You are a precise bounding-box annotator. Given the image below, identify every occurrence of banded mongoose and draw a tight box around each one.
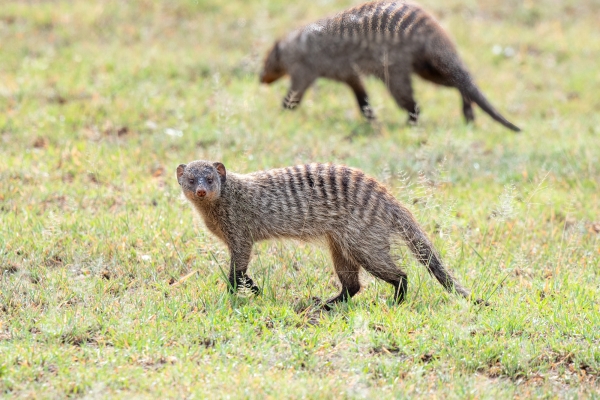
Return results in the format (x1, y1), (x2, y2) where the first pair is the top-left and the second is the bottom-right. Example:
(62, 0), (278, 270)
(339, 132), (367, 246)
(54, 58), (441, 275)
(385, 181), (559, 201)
(177, 160), (474, 308)
(260, 0), (520, 132)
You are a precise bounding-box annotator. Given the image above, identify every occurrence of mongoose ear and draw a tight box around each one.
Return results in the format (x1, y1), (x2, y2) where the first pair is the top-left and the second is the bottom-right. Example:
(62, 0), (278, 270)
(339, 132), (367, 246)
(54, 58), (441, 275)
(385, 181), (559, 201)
(213, 162), (226, 184)
(274, 41), (281, 61)
(176, 164), (186, 182)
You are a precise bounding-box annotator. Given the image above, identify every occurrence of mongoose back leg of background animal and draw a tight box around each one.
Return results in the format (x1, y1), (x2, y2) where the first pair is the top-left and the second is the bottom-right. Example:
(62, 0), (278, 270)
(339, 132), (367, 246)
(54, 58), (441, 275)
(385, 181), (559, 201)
(415, 55), (520, 130)
(413, 61), (476, 123)
(461, 92), (475, 122)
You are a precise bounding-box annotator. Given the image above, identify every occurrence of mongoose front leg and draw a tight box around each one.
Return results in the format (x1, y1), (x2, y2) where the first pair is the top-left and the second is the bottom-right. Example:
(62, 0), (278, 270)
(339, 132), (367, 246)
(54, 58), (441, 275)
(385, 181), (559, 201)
(346, 76), (376, 120)
(227, 242), (260, 295)
(282, 73), (316, 110)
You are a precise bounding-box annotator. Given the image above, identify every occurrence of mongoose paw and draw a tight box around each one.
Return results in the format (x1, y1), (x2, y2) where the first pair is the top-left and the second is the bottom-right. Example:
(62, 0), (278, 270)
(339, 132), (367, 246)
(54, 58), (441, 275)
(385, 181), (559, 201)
(407, 105), (420, 125)
(309, 296), (332, 311)
(283, 91), (300, 110)
(228, 275), (261, 296)
(249, 284), (261, 295)
(407, 115), (419, 126)
(321, 295), (347, 311)
(282, 100), (299, 110)
(361, 105), (376, 121)
(474, 298), (490, 307)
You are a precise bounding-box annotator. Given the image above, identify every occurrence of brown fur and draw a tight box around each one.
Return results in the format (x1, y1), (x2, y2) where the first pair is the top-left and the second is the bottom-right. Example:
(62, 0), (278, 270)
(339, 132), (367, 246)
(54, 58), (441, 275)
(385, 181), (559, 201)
(260, 0), (520, 131)
(177, 160), (474, 308)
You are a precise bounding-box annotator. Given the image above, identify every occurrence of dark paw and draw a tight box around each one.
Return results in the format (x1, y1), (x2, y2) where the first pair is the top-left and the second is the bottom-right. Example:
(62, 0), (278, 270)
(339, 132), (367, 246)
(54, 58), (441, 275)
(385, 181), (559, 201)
(322, 295), (346, 311)
(249, 284), (261, 295)
(407, 104), (420, 125)
(463, 107), (475, 122)
(474, 298), (490, 306)
(228, 275), (261, 295)
(361, 105), (376, 121)
(282, 94), (299, 110)
(393, 293), (406, 305)
(309, 296), (332, 311)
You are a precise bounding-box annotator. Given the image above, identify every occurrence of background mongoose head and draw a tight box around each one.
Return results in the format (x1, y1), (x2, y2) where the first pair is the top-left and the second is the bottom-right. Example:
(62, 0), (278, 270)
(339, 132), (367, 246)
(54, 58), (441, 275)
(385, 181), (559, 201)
(260, 41), (286, 84)
(176, 160), (226, 203)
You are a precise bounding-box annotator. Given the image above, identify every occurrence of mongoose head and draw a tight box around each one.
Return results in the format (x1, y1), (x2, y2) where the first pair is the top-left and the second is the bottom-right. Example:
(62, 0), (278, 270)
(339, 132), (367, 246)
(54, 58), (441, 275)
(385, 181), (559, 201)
(176, 160), (227, 203)
(260, 41), (286, 84)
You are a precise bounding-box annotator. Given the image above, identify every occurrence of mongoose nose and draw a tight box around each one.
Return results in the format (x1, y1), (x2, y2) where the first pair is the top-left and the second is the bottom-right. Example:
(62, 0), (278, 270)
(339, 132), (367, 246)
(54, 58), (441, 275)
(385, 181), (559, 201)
(196, 189), (206, 197)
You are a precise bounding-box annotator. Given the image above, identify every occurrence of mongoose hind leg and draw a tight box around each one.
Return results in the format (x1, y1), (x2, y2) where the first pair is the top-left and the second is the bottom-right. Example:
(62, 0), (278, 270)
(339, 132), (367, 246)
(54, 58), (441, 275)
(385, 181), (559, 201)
(352, 249), (408, 304)
(283, 72), (317, 110)
(323, 236), (362, 310)
(461, 91), (475, 123)
(385, 69), (419, 124)
(416, 60), (475, 124)
(346, 75), (376, 120)
(227, 241), (260, 295)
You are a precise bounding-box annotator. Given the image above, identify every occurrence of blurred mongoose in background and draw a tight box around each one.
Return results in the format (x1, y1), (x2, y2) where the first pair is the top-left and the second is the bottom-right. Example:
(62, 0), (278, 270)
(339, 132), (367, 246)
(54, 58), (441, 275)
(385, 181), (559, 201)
(260, 0), (520, 132)
(177, 160), (474, 308)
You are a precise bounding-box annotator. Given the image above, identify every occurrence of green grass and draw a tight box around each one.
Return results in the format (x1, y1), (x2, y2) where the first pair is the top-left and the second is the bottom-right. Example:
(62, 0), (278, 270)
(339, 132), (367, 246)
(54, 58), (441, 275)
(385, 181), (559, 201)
(1, 0), (599, 398)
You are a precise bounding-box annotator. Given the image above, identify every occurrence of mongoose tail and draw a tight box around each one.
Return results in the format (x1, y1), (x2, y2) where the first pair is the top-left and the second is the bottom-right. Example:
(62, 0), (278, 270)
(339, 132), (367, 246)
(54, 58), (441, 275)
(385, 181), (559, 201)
(395, 212), (470, 299)
(463, 81), (521, 132)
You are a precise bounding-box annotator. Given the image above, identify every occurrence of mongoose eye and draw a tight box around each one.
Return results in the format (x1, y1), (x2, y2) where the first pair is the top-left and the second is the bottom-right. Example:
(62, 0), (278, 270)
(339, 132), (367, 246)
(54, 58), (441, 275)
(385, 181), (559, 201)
(188, 178), (194, 185)
(206, 177), (213, 184)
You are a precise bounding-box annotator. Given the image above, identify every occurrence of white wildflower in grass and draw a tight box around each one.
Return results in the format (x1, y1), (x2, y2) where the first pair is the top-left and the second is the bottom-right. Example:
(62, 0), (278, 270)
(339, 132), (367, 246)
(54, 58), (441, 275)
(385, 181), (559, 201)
(42, 211), (62, 238)
(492, 184), (517, 221)
(503, 46), (516, 58)
(164, 128), (183, 137)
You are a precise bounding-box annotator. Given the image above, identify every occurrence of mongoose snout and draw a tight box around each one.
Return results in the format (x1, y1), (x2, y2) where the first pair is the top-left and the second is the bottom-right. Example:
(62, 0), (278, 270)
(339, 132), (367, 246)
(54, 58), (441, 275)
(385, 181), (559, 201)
(177, 160), (476, 308)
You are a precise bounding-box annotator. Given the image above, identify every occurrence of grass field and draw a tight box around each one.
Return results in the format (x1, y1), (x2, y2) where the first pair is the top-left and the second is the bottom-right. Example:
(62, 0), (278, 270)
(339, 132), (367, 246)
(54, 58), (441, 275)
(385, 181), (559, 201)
(1, 0), (599, 398)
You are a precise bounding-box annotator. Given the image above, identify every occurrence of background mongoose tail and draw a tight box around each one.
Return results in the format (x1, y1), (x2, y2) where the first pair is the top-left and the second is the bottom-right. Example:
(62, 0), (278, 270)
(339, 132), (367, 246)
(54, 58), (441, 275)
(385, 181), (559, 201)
(396, 212), (471, 299)
(462, 81), (521, 132)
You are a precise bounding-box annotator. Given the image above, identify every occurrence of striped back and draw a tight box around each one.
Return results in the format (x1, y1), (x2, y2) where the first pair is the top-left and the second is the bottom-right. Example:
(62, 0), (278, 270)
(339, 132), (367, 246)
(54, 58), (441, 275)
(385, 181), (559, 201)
(316, 1), (435, 41)
(249, 163), (395, 225)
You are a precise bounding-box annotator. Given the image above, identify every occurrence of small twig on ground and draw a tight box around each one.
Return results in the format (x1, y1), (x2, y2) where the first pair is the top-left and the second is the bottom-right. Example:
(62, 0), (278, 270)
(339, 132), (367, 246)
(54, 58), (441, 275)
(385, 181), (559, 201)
(171, 270), (199, 287)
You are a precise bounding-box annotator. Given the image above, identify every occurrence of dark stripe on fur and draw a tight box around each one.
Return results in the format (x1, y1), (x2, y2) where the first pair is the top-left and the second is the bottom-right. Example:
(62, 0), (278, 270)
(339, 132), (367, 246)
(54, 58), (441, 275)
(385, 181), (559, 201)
(305, 164), (316, 189)
(388, 4), (408, 32)
(378, 4), (394, 33)
(399, 8), (418, 32)
(358, 178), (376, 220)
(316, 163), (327, 199)
(328, 164), (338, 205)
(341, 166), (351, 205)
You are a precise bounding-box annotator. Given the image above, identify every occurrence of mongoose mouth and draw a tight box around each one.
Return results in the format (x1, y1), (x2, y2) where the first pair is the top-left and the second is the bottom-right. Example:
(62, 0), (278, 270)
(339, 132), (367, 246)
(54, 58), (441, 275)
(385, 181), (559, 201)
(260, 72), (280, 84)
